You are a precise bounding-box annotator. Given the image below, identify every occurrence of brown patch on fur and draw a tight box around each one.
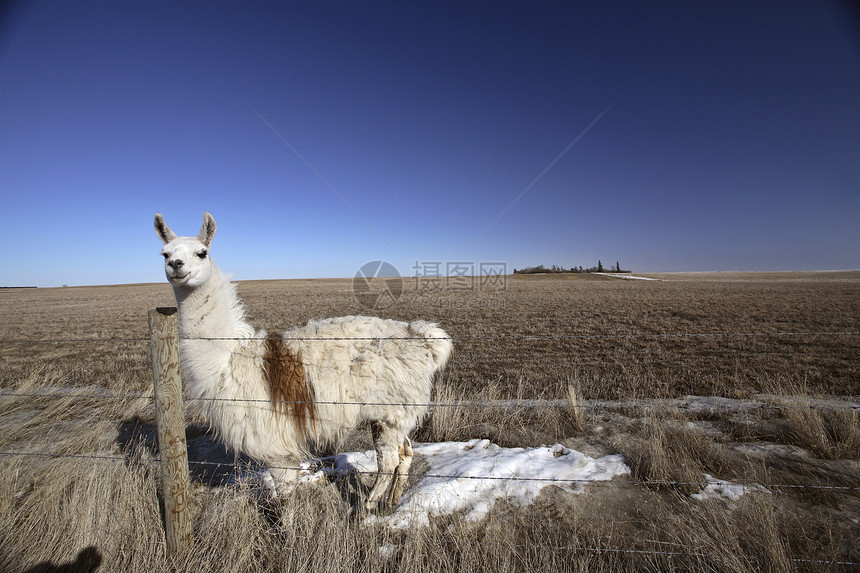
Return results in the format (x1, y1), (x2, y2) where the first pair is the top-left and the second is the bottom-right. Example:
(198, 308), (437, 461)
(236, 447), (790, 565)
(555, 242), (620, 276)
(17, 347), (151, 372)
(263, 336), (316, 439)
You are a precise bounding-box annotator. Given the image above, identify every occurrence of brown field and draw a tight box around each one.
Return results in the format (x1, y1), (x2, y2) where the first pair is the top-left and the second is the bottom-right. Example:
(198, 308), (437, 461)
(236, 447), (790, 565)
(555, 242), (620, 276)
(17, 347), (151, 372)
(1, 271), (858, 571)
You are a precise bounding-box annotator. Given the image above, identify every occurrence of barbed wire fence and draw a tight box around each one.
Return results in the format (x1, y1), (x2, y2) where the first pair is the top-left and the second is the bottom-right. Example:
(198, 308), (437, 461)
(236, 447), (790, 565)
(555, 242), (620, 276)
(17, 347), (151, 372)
(3, 328), (859, 344)
(0, 316), (858, 565)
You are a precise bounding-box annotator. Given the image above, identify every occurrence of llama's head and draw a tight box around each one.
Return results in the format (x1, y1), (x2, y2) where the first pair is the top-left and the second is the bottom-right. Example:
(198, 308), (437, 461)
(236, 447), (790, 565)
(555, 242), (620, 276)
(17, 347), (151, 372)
(154, 212), (217, 289)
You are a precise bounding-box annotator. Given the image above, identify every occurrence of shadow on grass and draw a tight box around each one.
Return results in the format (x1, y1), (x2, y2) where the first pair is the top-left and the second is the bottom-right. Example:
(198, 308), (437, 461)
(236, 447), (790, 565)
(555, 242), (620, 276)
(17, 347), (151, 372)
(23, 546), (102, 573)
(116, 416), (253, 487)
(114, 416), (372, 513)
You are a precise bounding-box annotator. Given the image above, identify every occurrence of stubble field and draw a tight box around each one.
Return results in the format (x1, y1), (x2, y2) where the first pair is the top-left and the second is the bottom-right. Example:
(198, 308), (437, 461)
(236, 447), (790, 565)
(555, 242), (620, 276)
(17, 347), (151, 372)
(1, 271), (858, 571)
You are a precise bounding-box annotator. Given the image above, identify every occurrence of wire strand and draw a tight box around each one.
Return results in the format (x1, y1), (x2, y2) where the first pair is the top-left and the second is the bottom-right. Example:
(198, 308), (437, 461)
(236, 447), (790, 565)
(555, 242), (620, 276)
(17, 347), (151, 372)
(0, 330), (857, 344)
(1, 450), (857, 492)
(1, 390), (857, 412)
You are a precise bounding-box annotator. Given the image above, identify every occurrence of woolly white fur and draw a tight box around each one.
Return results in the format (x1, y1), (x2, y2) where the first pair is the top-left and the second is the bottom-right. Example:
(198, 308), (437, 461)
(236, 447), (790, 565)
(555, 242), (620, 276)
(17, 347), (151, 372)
(155, 213), (452, 507)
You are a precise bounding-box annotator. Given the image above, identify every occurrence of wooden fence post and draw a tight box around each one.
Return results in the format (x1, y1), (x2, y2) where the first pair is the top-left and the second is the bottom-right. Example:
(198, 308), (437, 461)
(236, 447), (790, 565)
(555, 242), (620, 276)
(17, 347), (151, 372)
(148, 307), (192, 558)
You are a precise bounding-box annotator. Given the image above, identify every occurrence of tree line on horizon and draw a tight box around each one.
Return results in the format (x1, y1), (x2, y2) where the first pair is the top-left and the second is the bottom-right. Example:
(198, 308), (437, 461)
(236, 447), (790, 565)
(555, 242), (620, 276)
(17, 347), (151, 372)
(513, 261), (630, 275)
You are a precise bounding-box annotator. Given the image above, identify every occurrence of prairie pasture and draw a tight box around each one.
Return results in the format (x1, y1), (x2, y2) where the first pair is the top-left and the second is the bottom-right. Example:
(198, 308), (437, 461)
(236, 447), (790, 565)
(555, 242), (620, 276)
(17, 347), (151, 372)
(1, 271), (858, 571)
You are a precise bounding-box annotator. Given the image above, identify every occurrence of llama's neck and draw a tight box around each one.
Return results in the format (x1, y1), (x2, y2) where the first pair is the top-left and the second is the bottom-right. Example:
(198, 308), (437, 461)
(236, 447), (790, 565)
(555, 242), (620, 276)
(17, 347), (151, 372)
(172, 264), (255, 341)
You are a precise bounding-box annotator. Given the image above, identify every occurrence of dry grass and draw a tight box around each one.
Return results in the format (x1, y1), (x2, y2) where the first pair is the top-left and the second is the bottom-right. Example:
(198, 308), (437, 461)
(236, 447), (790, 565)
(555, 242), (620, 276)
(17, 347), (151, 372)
(0, 271), (858, 571)
(786, 406), (860, 460)
(771, 382), (860, 460)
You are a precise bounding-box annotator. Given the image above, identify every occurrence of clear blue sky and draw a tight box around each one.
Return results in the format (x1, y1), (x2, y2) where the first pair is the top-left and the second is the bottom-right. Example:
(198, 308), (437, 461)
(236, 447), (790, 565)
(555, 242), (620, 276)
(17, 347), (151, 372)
(1, 1), (858, 286)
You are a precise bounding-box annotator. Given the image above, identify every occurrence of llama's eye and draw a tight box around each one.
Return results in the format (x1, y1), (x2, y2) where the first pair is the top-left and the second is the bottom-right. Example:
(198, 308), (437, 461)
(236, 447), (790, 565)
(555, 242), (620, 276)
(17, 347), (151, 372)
(196, 249), (208, 259)
(162, 252), (169, 259)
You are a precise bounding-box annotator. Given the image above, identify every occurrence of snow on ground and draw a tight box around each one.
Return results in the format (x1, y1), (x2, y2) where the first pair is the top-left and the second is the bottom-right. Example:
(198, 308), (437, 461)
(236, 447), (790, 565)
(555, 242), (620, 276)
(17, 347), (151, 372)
(248, 395), (845, 528)
(285, 439), (630, 529)
(595, 273), (666, 281)
(690, 474), (768, 504)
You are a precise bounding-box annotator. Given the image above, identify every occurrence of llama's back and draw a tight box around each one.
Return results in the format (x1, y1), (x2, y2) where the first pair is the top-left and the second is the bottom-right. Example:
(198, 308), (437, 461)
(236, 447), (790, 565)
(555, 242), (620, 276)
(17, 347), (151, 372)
(283, 316), (451, 436)
(405, 319), (453, 372)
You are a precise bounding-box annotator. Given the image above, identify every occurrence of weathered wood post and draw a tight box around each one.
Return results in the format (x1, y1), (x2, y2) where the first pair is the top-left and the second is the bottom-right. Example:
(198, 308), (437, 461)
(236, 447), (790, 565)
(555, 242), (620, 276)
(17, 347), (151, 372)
(148, 307), (192, 557)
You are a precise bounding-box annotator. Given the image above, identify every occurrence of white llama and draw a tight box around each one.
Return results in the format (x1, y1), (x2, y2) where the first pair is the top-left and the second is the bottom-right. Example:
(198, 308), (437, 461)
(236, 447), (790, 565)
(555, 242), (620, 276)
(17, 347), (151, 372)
(154, 212), (452, 511)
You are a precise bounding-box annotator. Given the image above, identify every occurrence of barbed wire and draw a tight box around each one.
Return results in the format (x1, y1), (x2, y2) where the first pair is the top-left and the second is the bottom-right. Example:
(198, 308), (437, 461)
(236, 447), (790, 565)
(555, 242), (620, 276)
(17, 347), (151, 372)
(1, 449), (858, 493)
(1, 449), (856, 566)
(0, 450), (145, 464)
(1, 389), (857, 412)
(1, 321), (856, 565)
(434, 537), (860, 568)
(1, 327), (856, 557)
(437, 538), (860, 568)
(4, 442), (856, 564)
(0, 337), (151, 343)
(0, 330), (857, 345)
(233, 459), (860, 492)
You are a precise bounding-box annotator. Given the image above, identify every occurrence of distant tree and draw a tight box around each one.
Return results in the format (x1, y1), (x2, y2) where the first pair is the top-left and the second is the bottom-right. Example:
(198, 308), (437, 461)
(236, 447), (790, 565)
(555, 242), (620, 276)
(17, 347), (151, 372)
(615, 261), (621, 272)
(597, 260), (604, 272)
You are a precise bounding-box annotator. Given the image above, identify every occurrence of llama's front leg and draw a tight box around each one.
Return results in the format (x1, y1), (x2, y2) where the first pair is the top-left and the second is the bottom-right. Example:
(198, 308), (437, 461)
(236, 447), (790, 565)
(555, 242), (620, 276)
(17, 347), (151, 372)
(385, 437), (413, 510)
(364, 422), (400, 512)
(268, 458), (300, 497)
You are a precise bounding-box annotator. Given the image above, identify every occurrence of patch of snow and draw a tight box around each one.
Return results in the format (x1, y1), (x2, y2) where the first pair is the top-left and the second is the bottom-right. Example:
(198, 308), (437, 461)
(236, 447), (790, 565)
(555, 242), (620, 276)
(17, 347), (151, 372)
(327, 439), (629, 529)
(733, 442), (814, 460)
(377, 544), (397, 560)
(246, 440), (629, 529)
(595, 273), (666, 281)
(691, 474), (767, 504)
(256, 459), (323, 495)
(682, 395), (761, 414)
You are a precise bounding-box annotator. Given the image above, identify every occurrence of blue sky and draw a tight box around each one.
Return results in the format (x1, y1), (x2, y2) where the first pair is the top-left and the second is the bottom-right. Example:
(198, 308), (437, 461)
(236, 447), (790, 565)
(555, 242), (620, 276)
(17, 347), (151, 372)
(1, 1), (858, 286)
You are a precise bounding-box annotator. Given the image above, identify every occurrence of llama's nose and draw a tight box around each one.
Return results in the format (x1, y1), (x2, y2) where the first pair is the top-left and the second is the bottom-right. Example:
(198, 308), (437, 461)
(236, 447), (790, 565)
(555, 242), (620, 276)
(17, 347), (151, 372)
(169, 259), (184, 270)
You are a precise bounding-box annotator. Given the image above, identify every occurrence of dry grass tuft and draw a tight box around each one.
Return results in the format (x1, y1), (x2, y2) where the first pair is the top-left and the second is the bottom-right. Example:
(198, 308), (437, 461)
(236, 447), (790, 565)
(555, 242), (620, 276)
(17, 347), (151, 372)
(0, 455), (164, 572)
(566, 382), (587, 433)
(773, 384), (860, 460)
(612, 410), (742, 496)
(615, 414), (705, 495)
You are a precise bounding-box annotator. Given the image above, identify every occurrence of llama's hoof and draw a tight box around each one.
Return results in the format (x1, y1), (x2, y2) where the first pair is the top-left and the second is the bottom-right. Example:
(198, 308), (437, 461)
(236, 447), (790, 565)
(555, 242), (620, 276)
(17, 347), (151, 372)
(363, 498), (398, 516)
(385, 492), (403, 512)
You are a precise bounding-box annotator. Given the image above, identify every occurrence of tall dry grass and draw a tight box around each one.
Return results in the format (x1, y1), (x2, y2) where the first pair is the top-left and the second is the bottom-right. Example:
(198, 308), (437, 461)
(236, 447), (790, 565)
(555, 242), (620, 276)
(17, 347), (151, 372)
(770, 382), (860, 460)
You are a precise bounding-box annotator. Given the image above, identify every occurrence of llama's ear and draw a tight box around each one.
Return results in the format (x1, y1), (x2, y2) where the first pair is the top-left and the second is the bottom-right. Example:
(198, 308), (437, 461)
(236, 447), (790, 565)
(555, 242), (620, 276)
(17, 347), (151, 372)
(198, 212), (217, 247)
(154, 213), (177, 244)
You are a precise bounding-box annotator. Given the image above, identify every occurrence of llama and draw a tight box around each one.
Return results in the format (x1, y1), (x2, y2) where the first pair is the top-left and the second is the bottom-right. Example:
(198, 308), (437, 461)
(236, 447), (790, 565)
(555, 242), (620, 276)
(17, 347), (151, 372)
(154, 212), (452, 511)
